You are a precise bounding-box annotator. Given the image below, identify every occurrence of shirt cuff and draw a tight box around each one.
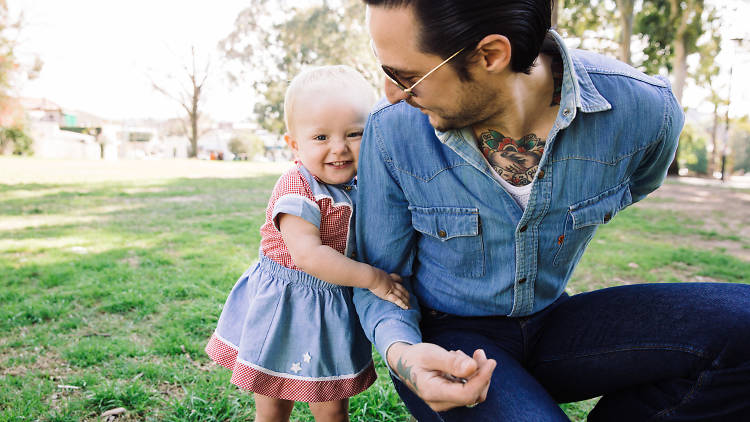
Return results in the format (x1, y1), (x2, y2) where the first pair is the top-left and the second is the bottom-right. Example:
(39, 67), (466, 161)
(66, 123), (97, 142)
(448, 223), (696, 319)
(374, 319), (422, 373)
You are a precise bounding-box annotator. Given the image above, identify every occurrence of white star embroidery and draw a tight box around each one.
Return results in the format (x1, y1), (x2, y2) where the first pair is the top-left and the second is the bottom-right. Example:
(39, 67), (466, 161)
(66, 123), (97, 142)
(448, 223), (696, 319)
(303, 352), (311, 363)
(290, 362), (302, 373)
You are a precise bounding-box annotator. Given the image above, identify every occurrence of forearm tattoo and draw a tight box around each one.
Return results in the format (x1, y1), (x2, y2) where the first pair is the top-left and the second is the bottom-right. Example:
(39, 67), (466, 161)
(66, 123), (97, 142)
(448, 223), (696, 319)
(479, 130), (545, 186)
(395, 358), (419, 393)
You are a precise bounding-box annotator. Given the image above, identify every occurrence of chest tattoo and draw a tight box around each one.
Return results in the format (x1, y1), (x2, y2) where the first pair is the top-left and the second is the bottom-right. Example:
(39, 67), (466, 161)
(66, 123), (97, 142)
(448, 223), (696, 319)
(478, 129), (546, 186)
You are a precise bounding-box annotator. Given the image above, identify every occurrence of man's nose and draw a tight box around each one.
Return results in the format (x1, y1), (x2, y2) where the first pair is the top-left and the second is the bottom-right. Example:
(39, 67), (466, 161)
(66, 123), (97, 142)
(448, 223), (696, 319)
(384, 79), (410, 104)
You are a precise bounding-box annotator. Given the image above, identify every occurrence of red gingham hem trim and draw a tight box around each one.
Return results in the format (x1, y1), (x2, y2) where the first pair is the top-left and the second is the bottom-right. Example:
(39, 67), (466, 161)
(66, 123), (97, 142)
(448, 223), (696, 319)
(205, 333), (377, 402)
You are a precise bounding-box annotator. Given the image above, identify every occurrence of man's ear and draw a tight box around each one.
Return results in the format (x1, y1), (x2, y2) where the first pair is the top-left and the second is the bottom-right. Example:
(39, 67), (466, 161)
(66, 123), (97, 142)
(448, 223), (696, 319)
(284, 133), (298, 154)
(473, 34), (512, 73)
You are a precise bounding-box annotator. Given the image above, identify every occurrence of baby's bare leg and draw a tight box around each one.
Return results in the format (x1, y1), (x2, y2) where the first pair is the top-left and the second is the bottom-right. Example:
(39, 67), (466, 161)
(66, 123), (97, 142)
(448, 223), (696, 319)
(254, 393), (294, 422)
(308, 398), (349, 422)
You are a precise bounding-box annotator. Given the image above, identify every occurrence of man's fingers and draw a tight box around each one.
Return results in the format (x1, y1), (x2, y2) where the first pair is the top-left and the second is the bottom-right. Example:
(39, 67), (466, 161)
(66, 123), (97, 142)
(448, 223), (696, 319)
(421, 346), (478, 380)
(467, 349), (496, 403)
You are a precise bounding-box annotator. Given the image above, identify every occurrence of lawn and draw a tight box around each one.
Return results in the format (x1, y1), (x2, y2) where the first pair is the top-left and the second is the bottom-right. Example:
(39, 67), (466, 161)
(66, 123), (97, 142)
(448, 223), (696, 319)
(1, 157), (748, 421)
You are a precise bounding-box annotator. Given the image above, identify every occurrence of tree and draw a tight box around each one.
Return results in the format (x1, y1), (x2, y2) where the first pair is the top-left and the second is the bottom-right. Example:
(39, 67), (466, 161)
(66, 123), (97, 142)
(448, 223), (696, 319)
(228, 133), (264, 159)
(677, 122), (708, 174)
(614, 0), (636, 64)
(636, 0), (705, 103)
(636, 0), (707, 175)
(221, 0), (378, 134)
(0, 126), (32, 154)
(152, 46), (210, 158)
(729, 116), (750, 174)
(1, 2), (42, 155)
(691, 9), (723, 176)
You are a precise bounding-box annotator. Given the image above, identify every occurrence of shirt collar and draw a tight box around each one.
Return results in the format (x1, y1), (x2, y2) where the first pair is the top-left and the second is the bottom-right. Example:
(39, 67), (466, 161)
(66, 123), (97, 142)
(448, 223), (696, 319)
(548, 30), (611, 115)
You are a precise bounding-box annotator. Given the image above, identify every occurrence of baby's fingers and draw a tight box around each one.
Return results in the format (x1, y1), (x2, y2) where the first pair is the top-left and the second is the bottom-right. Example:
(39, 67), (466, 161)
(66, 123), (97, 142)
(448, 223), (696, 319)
(393, 282), (410, 302)
(388, 292), (409, 310)
(390, 284), (410, 309)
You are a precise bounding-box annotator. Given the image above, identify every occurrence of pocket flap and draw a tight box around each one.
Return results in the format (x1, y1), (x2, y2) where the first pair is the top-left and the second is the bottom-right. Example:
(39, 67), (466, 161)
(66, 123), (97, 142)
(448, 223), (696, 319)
(570, 181), (633, 229)
(410, 206), (479, 240)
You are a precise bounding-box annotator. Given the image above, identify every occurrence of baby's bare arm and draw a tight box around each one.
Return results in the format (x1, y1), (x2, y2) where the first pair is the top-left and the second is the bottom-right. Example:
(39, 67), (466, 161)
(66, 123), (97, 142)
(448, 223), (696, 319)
(278, 214), (409, 309)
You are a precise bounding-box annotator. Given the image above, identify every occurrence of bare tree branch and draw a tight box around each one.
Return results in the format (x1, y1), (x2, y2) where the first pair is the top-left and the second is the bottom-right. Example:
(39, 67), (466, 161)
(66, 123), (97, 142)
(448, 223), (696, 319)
(150, 45), (210, 158)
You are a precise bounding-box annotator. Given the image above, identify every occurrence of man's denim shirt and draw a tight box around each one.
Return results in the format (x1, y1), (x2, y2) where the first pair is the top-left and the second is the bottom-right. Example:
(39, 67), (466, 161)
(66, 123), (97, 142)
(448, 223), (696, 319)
(353, 30), (684, 362)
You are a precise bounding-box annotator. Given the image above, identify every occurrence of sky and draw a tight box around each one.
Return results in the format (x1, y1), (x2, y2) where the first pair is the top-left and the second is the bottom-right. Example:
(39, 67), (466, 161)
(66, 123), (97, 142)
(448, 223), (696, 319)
(11, 0), (255, 122)
(9, 0), (750, 123)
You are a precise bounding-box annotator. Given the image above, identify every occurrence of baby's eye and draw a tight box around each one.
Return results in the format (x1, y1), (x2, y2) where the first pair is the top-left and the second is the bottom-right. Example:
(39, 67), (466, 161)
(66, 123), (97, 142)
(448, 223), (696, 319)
(347, 131), (364, 138)
(313, 135), (327, 141)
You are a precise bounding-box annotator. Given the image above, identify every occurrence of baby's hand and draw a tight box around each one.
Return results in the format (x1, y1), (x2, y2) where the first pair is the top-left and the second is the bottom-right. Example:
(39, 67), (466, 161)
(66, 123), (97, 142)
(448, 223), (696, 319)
(369, 270), (410, 310)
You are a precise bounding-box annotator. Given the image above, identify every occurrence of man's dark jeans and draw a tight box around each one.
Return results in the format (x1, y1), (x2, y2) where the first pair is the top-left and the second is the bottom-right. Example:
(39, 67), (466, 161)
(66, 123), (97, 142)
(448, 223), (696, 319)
(392, 283), (750, 421)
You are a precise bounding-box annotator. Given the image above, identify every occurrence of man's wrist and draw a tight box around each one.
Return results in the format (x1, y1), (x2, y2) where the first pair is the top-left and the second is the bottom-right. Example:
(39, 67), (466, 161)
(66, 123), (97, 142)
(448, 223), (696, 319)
(386, 341), (411, 369)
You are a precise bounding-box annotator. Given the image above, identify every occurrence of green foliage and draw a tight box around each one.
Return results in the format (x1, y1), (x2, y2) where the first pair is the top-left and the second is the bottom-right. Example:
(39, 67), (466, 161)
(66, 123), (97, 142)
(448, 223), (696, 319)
(0, 126), (33, 155)
(677, 123), (709, 174)
(556, 0), (619, 56)
(635, 0), (705, 74)
(635, 0), (676, 73)
(222, 0), (379, 134)
(227, 133), (264, 158)
(0, 3), (20, 95)
(729, 116), (750, 173)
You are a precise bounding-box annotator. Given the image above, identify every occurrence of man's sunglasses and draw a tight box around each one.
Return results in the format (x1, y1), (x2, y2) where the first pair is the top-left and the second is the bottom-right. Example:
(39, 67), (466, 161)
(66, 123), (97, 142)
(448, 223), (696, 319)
(371, 40), (465, 97)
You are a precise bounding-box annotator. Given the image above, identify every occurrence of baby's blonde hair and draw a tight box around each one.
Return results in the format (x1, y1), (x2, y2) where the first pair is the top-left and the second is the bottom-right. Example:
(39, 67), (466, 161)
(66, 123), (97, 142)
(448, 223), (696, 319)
(284, 65), (377, 134)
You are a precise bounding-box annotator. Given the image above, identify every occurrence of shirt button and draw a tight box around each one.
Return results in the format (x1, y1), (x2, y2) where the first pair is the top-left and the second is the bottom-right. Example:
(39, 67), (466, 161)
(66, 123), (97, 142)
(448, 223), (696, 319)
(563, 108), (571, 116)
(537, 170), (545, 179)
(438, 230), (447, 238)
(344, 185), (352, 191)
(518, 277), (527, 284)
(519, 225), (528, 233)
(603, 212), (612, 223)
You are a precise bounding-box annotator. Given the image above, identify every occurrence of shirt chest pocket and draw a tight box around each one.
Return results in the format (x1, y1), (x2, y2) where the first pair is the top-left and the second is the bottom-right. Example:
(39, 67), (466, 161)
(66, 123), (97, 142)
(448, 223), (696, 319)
(410, 206), (485, 278)
(554, 181), (633, 267)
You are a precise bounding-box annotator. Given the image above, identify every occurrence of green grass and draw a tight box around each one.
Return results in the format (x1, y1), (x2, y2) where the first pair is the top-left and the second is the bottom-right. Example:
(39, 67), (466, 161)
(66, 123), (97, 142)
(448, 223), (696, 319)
(1, 158), (748, 421)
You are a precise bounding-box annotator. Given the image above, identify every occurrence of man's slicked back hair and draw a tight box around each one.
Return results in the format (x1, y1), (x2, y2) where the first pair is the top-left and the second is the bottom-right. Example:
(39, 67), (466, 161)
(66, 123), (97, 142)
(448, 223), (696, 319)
(364, 0), (552, 77)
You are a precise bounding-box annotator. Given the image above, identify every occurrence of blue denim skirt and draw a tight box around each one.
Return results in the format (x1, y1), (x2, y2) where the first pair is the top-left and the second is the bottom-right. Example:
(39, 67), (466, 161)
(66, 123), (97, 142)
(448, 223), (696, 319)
(205, 255), (376, 402)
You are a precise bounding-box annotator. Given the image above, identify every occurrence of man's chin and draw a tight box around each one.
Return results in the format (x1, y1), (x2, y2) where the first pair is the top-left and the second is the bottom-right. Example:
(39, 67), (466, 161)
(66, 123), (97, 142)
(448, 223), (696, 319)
(428, 114), (459, 132)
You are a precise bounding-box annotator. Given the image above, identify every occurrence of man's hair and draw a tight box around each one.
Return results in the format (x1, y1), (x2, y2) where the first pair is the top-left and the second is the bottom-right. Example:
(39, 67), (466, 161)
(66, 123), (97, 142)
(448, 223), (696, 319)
(284, 65), (376, 133)
(363, 0), (552, 77)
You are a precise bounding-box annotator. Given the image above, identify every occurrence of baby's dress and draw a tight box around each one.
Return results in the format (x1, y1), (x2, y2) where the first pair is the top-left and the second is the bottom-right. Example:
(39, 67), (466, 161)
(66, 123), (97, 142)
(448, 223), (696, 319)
(205, 164), (376, 402)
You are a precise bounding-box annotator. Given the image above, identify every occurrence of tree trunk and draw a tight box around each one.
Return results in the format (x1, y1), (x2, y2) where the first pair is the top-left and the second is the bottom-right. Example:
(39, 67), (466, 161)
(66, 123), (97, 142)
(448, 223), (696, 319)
(551, 0), (559, 28)
(666, 0), (694, 175)
(615, 0), (635, 64)
(708, 101), (719, 176)
(671, 39), (688, 104)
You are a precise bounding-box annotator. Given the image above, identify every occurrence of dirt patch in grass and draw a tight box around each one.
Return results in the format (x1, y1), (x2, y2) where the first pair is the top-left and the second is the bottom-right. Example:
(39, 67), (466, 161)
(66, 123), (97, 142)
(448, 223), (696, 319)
(641, 180), (750, 262)
(1, 346), (75, 378)
(648, 262), (724, 283)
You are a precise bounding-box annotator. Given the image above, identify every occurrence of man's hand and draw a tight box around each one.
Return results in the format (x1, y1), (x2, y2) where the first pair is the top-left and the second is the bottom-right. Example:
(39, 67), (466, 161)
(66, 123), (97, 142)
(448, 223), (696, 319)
(387, 342), (497, 412)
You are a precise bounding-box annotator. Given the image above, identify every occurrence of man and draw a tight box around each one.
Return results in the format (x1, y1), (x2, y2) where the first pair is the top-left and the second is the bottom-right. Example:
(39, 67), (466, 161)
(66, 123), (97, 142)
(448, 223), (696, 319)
(352, 0), (750, 421)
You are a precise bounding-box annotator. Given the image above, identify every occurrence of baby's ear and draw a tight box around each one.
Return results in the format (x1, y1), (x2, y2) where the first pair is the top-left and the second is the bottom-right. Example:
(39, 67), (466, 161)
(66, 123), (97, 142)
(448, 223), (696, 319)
(283, 133), (298, 153)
